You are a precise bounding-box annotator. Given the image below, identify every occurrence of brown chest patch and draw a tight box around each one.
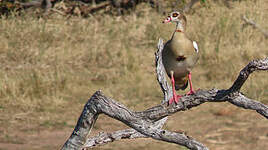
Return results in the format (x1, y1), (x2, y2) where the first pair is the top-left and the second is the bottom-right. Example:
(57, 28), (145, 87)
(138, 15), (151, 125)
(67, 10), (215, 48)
(176, 55), (186, 61)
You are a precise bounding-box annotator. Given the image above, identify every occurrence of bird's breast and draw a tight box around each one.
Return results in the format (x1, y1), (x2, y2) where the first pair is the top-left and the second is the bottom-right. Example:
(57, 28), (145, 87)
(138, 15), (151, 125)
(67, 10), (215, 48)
(162, 45), (189, 78)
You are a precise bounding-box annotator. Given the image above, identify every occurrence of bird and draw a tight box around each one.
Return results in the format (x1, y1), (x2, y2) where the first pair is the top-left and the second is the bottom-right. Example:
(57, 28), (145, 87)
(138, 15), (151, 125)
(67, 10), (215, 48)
(162, 11), (199, 105)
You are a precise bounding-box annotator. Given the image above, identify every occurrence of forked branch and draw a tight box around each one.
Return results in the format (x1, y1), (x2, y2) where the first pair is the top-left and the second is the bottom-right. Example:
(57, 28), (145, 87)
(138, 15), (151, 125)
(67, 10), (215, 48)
(62, 39), (268, 150)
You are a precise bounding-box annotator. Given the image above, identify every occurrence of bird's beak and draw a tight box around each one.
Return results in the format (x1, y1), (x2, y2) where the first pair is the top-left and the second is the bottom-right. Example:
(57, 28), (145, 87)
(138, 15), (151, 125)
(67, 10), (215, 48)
(162, 16), (172, 23)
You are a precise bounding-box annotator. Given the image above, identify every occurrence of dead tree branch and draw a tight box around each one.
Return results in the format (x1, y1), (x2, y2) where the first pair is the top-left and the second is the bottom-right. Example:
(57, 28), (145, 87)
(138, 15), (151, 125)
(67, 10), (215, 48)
(82, 39), (171, 148)
(62, 90), (209, 150)
(84, 117), (167, 147)
(242, 15), (268, 39)
(62, 39), (268, 150)
(155, 39), (173, 103)
(19, 0), (42, 8)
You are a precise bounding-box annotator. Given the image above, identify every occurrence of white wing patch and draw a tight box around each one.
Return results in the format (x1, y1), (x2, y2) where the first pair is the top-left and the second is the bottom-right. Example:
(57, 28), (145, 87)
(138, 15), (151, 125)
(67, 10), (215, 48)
(193, 41), (199, 53)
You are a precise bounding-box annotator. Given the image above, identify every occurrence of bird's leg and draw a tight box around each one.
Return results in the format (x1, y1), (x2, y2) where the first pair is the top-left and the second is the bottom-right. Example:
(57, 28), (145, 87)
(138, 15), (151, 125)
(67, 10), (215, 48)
(169, 71), (181, 105)
(186, 72), (196, 95)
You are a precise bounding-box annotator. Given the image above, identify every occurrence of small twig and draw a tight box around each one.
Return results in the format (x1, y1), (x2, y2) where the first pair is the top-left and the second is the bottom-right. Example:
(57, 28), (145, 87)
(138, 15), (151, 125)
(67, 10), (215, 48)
(242, 15), (268, 39)
(50, 8), (66, 16)
(87, 1), (111, 13)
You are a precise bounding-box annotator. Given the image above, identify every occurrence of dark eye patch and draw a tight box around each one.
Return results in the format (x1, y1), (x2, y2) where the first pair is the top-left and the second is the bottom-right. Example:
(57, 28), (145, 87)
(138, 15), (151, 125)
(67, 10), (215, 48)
(172, 13), (178, 17)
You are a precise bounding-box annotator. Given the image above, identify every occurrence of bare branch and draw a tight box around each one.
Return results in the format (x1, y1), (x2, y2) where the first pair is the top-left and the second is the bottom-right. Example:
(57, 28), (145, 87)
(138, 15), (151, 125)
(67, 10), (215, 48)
(229, 93), (268, 119)
(18, 0), (52, 15)
(83, 38), (171, 148)
(20, 0), (42, 8)
(62, 40), (268, 150)
(155, 39), (173, 103)
(63, 91), (209, 150)
(85, 129), (146, 147)
(84, 117), (167, 148)
(242, 15), (268, 39)
(228, 58), (268, 93)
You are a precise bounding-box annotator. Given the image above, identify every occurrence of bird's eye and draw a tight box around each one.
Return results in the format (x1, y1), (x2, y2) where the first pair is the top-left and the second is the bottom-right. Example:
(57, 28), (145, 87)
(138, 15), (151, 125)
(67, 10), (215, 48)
(172, 13), (178, 17)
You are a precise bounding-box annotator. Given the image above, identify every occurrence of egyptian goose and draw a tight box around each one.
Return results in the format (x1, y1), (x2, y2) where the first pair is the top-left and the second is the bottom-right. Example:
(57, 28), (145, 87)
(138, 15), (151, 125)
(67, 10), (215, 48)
(162, 11), (199, 105)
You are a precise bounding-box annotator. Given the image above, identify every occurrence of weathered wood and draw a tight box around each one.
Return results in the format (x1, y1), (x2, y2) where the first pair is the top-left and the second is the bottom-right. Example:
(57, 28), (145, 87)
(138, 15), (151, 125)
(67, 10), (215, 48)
(62, 90), (209, 150)
(62, 39), (268, 150)
(84, 117), (167, 147)
(155, 39), (173, 103)
(82, 38), (171, 148)
(20, 0), (42, 8)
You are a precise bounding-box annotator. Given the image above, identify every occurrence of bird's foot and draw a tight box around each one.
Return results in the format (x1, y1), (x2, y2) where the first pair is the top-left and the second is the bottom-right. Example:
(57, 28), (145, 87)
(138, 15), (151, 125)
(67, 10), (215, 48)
(168, 95), (182, 105)
(186, 88), (200, 95)
(186, 90), (195, 95)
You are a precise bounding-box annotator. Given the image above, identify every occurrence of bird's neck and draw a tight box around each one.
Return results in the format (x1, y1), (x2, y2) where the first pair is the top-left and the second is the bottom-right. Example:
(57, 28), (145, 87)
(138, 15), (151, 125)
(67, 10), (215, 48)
(172, 22), (185, 39)
(175, 22), (185, 32)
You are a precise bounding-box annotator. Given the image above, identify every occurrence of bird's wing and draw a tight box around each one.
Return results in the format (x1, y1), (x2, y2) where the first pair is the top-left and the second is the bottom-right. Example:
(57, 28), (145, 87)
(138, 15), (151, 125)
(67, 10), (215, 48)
(192, 41), (199, 53)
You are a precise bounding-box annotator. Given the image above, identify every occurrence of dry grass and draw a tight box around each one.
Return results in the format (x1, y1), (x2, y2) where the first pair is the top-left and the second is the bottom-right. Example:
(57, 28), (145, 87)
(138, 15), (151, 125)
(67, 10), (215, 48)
(0, 0), (267, 150)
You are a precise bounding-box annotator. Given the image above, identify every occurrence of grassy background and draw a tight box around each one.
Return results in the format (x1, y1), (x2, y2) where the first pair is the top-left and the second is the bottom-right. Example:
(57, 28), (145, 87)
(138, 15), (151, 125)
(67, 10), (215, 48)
(0, 0), (267, 149)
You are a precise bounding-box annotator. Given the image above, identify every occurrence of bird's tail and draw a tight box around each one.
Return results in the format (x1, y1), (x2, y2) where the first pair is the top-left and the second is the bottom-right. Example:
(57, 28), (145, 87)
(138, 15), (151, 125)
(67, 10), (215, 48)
(175, 76), (189, 90)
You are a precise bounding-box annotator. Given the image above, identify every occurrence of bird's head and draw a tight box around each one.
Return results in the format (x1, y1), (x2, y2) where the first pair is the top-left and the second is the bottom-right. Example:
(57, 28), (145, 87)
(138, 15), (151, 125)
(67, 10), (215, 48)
(162, 11), (187, 31)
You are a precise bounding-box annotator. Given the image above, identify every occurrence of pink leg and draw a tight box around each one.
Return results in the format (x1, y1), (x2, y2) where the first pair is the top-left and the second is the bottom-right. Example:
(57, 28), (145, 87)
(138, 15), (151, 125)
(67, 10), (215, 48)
(186, 72), (195, 95)
(169, 71), (181, 105)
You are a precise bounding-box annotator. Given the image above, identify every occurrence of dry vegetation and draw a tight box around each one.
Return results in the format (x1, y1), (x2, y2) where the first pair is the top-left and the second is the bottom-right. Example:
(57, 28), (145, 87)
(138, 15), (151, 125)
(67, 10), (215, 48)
(0, 0), (267, 150)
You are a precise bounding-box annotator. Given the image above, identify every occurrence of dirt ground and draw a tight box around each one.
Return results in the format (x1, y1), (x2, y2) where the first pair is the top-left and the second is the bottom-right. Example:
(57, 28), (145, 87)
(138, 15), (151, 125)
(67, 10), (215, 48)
(1, 102), (267, 150)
